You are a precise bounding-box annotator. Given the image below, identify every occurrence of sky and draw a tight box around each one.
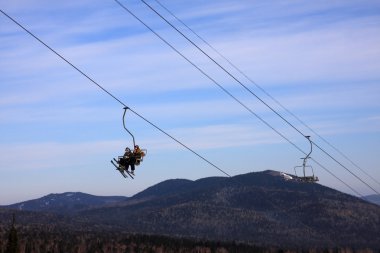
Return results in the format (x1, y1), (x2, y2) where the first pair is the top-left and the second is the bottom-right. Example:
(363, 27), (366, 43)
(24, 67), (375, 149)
(0, 0), (380, 205)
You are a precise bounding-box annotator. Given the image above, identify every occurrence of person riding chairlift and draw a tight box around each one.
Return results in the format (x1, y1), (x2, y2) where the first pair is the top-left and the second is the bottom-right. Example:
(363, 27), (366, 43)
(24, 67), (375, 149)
(120, 147), (136, 175)
(133, 145), (145, 165)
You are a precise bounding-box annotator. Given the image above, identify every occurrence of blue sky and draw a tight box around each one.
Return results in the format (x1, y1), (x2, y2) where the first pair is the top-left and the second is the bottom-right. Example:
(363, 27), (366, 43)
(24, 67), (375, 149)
(1, 0), (380, 204)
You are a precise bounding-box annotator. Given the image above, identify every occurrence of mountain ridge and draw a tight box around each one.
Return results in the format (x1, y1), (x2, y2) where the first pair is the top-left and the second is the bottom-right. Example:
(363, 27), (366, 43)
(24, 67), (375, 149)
(75, 170), (380, 248)
(1, 170), (379, 249)
(1, 191), (128, 214)
(363, 194), (380, 206)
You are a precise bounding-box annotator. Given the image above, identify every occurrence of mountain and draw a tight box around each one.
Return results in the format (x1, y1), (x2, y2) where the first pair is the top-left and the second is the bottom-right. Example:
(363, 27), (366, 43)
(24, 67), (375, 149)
(78, 170), (380, 248)
(1, 170), (380, 250)
(2, 192), (128, 214)
(364, 194), (380, 206)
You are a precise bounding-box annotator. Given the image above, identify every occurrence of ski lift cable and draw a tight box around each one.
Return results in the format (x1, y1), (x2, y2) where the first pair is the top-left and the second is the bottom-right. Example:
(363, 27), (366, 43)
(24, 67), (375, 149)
(0, 8), (362, 198)
(132, 0), (379, 195)
(139, 0), (380, 194)
(0, 8), (231, 179)
(1, 11), (126, 108)
(138, 0), (306, 138)
(0, 9), (362, 241)
(150, 0), (380, 189)
(141, 0), (373, 196)
(0, 12), (365, 246)
(105, 1), (368, 197)
(313, 133), (380, 187)
(312, 141), (380, 195)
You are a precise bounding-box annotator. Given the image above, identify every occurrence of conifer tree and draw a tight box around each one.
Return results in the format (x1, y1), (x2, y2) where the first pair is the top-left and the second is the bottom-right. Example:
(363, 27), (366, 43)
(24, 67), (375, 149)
(5, 214), (18, 253)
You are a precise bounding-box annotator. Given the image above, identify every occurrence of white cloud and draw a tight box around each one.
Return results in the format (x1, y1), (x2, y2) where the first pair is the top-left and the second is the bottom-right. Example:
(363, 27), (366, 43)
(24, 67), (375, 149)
(170, 123), (282, 150)
(274, 82), (380, 111)
(213, 22), (380, 86)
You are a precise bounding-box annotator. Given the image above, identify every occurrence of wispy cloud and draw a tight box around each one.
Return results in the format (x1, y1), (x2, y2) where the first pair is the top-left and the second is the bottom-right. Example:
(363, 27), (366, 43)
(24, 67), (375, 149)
(0, 140), (124, 172)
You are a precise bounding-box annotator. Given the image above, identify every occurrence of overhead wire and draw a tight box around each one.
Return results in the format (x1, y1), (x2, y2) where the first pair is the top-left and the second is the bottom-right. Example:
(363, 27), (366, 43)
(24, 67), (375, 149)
(0, 6), (365, 197)
(132, 0), (379, 195)
(138, 0), (306, 138)
(110, 0), (367, 197)
(311, 141), (379, 195)
(0, 8), (361, 241)
(108, 0), (363, 240)
(150, 0), (380, 189)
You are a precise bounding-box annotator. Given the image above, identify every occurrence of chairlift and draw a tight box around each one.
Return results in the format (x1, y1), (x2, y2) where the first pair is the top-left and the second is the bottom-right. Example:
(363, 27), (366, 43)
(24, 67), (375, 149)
(294, 136), (319, 182)
(111, 107), (147, 179)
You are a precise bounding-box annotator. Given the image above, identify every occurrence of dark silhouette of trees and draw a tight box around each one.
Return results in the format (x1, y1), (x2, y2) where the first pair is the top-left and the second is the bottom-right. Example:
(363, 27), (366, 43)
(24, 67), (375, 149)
(5, 214), (18, 253)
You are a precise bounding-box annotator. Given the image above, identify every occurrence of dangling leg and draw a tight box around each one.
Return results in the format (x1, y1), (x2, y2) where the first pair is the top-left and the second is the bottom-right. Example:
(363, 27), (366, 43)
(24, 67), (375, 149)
(125, 163), (130, 172)
(118, 158), (127, 170)
(130, 163), (135, 175)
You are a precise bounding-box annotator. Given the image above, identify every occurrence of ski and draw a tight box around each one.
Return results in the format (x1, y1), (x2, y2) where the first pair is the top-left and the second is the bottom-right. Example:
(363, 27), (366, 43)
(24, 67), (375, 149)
(110, 160), (127, 178)
(113, 158), (134, 179)
(125, 170), (134, 179)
